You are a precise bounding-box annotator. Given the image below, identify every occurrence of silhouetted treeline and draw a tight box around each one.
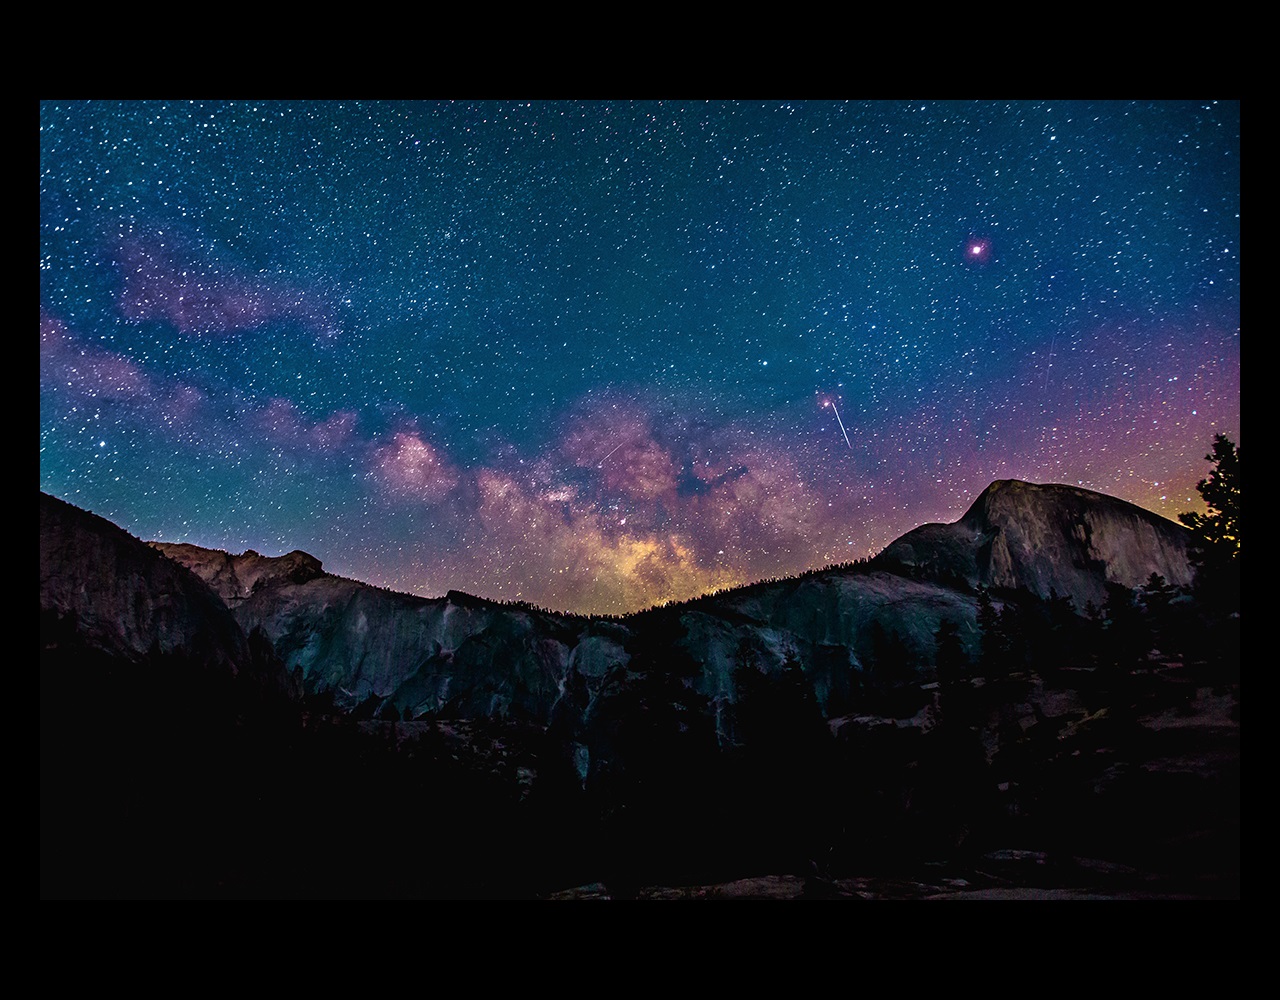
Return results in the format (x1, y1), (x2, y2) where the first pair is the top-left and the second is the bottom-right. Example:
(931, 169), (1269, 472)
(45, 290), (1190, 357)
(618, 556), (883, 620)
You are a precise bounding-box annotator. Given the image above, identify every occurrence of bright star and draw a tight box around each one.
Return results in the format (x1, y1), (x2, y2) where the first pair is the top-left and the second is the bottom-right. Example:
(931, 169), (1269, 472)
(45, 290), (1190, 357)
(965, 237), (992, 264)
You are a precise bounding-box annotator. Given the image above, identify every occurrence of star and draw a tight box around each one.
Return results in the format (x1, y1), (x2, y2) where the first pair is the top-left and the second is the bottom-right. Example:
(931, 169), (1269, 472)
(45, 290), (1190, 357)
(965, 237), (992, 264)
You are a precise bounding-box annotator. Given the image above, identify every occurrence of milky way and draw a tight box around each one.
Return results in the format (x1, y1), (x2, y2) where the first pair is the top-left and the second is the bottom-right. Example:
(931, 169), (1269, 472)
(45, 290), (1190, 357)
(39, 100), (1241, 614)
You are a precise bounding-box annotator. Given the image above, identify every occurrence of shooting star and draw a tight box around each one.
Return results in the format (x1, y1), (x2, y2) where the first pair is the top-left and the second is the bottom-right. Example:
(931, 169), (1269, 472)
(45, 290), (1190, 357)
(825, 399), (853, 449)
(597, 440), (627, 468)
(1042, 332), (1058, 393)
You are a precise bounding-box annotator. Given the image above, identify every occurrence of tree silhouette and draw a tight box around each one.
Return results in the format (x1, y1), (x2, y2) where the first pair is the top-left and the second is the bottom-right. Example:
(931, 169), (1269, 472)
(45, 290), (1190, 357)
(933, 618), (968, 688)
(728, 652), (834, 876)
(1040, 588), (1080, 673)
(1179, 434), (1240, 562)
(1138, 572), (1183, 660)
(975, 586), (1004, 675)
(1102, 582), (1150, 672)
(998, 600), (1029, 674)
(1179, 434), (1240, 617)
(590, 609), (721, 890)
(864, 620), (915, 691)
(1177, 434), (1240, 678)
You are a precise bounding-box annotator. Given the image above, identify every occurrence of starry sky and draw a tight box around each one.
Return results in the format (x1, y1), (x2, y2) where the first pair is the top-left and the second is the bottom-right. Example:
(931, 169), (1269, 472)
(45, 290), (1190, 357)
(39, 100), (1240, 615)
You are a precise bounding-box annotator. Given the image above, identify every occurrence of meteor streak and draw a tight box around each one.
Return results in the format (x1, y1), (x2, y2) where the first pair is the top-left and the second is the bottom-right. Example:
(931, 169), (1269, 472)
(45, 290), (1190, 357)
(826, 400), (852, 449)
(1042, 332), (1057, 392)
(597, 440), (627, 468)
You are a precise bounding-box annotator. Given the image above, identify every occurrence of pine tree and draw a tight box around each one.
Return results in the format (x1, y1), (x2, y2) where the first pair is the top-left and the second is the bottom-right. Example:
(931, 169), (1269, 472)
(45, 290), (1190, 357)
(934, 618), (968, 688)
(998, 600), (1028, 674)
(1103, 582), (1149, 671)
(1179, 434), (1240, 615)
(1179, 434), (1240, 563)
(865, 620), (915, 690)
(1138, 572), (1181, 659)
(1043, 588), (1079, 672)
(975, 586), (1004, 675)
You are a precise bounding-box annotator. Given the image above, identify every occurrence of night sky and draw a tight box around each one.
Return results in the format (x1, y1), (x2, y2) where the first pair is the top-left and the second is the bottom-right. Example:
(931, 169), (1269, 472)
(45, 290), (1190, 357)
(39, 100), (1240, 615)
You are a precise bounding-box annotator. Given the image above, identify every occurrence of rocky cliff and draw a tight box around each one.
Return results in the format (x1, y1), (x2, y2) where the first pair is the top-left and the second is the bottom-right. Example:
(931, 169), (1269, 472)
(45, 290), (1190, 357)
(41, 492), (250, 673)
(148, 542), (324, 605)
(39, 492), (298, 698)
(151, 543), (983, 722)
(231, 575), (603, 720)
(878, 479), (1192, 609)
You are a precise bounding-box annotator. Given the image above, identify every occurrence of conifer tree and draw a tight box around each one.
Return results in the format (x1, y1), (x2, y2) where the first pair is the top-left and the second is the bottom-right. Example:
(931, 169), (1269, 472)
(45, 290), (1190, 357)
(1179, 434), (1240, 614)
(934, 618), (968, 687)
(1178, 434), (1240, 563)
(976, 586), (1003, 675)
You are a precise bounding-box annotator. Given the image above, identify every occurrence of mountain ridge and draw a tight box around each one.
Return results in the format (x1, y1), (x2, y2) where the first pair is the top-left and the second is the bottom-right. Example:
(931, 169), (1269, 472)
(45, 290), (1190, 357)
(39, 477), (1236, 900)
(144, 477), (1194, 618)
(41, 477), (1195, 724)
(39, 491), (301, 699)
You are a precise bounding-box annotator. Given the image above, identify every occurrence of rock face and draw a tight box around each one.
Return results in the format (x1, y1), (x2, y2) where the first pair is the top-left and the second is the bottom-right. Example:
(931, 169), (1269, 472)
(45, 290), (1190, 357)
(230, 576), (603, 720)
(879, 480), (1192, 609)
(159, 550), (984, 723)
(676, 569), (984, 721)
(39, 492), (299, 698)
(149, 542), (324, 605)
(40, 492), (250, 674)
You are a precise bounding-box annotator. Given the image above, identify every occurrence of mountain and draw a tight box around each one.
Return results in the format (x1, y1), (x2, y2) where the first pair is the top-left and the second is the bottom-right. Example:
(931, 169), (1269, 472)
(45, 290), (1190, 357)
(142, 479), (1195, 725)
(41, 478), (1198, 732)
(39, 491), (300, 699)
(42, 480), (1235, 899)
(148, 542), (324, 606)
(41, 493), (304, 898)
(878, 479), (1194, 609)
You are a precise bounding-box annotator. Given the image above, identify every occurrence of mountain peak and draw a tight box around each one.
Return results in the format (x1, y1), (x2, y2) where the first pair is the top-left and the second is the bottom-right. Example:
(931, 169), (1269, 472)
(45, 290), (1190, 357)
(882, 479), (1192, 606)
(149, 542), (325, 605)
(962, 478), (1155, 521)
(39, 491), (250, 674)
